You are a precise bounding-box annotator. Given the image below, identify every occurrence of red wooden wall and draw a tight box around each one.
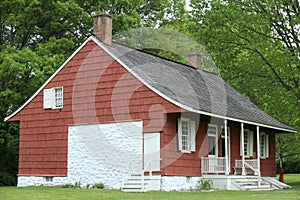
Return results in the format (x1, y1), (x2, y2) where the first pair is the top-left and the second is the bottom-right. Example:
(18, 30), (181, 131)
(12, 40), (181, 176)
(161, 115), (276, 177)
(9, 39), (277, 178)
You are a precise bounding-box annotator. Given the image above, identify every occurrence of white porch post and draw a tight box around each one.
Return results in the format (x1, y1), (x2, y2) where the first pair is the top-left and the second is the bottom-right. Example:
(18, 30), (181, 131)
(256, 126), (261, 187)
(241, 123), (246, 176)
(225, 119), (229, 175)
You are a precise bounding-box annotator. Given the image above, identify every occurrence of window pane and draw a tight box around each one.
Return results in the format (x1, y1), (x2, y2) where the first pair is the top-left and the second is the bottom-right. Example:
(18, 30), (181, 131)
(55, 88), (63, 108)
(208, 136), (216, 155)
(208, 126), (217, 135)
(208, 125), (217, 156)
(244, 133), (248, 156)
(260, 135), (265, 157)
(181, 120), (189, 151)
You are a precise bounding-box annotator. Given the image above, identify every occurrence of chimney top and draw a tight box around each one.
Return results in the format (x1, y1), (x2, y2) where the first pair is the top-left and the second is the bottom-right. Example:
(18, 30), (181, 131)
(93, 14), (112, 45)
(187, 54), (201, 69)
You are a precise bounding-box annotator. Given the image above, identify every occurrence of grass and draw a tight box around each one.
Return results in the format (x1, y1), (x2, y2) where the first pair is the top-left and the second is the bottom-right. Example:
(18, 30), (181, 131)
(0, 174), (299, 200)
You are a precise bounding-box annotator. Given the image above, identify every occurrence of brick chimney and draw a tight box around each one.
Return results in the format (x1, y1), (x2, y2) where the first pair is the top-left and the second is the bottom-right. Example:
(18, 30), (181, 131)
(93, 14), (112, 45)
(187, 54), (201, 69)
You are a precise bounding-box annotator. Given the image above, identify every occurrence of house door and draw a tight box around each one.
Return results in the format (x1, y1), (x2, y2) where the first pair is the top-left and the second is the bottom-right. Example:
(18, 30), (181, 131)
(144, 132), (160, 172)
(221, 127), (230, 170)
(208, 125), (218, 172)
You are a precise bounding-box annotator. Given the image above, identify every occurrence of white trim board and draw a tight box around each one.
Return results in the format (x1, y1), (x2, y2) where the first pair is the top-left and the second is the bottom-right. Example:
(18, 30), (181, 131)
(4, 37), (95, 122)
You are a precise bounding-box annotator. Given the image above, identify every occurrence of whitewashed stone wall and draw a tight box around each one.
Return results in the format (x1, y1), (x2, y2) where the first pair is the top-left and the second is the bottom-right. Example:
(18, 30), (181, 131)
(161, 176), (202, 191)
(17, 121), (143, 188)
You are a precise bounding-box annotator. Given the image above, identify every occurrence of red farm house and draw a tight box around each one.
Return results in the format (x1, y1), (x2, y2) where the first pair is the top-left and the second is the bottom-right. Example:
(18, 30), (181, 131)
(5, 14), (296, 191)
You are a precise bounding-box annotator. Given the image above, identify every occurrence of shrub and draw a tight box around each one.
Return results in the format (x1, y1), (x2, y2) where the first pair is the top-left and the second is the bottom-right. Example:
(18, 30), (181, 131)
(93, 182), (105, 189)
(0, 172), (17, 186)
(61, 182), (81, 189)
(61, 183), (74, 188)
(74, 181), (81, 188)
(199, 179), (212, 190)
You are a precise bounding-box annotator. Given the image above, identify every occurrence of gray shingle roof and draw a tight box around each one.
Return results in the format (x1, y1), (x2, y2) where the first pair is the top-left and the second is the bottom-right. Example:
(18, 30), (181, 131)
(102, 40), (296, 132)
(4, 36), (296, 132)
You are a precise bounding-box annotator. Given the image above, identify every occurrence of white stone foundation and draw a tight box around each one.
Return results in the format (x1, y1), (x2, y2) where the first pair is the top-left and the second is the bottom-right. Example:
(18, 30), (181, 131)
(17, 121), (143, 188)
(161, 176), (202, 191)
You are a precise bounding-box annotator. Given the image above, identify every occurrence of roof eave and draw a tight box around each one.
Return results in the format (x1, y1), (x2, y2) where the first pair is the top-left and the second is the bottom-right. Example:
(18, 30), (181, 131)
(5, 36), (296, 134)
(93, 36), (297, 134)
(4, 36), (96, 122)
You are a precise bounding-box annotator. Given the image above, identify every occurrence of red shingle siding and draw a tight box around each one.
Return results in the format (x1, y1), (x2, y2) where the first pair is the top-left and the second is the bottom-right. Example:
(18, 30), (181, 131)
(162, 114), (210, 177)
(11, 39), (277, 178)
(260, 131), (276, 176)
(230, 125), (276, 176)
(15, 40), (181, 176)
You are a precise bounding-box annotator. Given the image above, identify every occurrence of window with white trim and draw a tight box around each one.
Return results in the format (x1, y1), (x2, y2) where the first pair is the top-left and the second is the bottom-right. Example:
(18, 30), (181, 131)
(43, 87), (63, 109)
(207, 125), (218, 156)
(240, 129), (253, 158)
(54, 87), (63, 108)
(260, 132), (269, 158)
(178, 117), (196, 153)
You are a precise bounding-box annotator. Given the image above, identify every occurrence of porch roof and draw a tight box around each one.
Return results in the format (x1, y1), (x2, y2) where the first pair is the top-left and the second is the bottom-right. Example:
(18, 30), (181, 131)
(99, 38), (296, 133)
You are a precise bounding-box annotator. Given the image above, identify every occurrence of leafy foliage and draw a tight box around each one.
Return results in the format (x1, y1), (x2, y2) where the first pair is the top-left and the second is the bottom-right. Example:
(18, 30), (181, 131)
(188, 0), (300, 170)
(198, 179), (212, 190)
(0, 0), (178, 186)
(93, 182), (105, 189)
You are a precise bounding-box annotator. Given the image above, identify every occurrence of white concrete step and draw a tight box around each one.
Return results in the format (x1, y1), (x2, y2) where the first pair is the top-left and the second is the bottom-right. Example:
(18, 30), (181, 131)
(122, 175), (149, 192)
(233, 178), (274, 191)
(244, 184), (271, 190)
(123, 183), (148, 189)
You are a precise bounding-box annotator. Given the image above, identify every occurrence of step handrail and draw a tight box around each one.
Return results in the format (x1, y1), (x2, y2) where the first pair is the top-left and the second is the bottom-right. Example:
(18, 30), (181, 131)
(128, 159), (160, 192)
(235, 159), (259, 175)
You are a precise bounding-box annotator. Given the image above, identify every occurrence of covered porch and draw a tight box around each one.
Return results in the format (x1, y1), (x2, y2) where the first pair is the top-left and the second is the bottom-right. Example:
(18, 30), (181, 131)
(199, 120), (294, 190)
(201, 120), (268, 188)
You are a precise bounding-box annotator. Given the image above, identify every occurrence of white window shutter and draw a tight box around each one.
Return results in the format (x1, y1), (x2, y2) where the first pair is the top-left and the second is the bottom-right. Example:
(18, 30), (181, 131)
(177, 118), (182, 151)
(43, 88), (54, 109)
(265, 134), (269, 158)
(249, 131), (254, 157)
(190, 120), (196, 152)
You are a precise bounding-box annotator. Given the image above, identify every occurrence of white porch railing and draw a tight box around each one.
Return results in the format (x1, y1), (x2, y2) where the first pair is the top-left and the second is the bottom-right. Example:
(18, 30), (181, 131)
(235, 159), (258, 175)
(201, 157), (226, 174)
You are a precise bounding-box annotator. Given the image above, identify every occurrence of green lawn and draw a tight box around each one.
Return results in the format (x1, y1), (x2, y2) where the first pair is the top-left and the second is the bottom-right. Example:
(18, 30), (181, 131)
(1, 174), (299, 200)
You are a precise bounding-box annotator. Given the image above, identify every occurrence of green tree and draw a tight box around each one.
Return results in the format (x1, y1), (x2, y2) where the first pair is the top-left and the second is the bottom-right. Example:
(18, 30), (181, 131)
(188, 0), (300, 171)
(0, 0), (85, 49)
(0, 0), (85, 185)
(0, 0), (176, 185)
(0, 38), (74, 185)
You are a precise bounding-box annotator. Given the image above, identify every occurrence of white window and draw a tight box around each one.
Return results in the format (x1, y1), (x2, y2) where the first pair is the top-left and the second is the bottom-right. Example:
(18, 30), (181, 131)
(207, 125), (218, 156)
(54, 87), (63, 108)
(260, 132), (269, 158)
(240, 129), (253, 158)
(43, 87), (63, 109)
(178, 117), (196, 153)
(44, 177), (53, 182)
